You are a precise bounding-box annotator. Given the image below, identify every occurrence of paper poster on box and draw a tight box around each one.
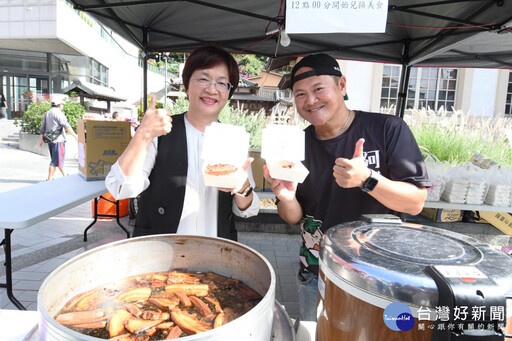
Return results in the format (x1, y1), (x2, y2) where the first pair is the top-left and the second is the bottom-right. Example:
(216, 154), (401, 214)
(77, 119), (131, 181)
(202, 122), (249, 188)
(261, 124), (309, 183)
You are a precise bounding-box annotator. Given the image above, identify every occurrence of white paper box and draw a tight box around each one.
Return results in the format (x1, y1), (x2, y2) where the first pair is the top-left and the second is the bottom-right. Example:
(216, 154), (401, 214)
(261, 124), (309, 183)
(267, 161), (309, 183)
(202, 122), (249, 188)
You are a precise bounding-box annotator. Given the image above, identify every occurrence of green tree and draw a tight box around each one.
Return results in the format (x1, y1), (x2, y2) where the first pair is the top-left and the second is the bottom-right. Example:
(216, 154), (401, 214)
(234, 54), (267, 78)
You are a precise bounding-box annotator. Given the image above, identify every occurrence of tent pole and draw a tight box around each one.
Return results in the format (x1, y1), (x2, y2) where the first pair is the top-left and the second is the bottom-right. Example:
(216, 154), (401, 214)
(143, 27), (149, 114)
(395, 40), (410, 118)
(396, 64), (411, 118)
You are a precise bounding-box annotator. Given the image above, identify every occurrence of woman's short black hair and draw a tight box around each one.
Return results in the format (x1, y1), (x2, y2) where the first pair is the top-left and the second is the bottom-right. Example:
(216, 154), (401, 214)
(182, 45), (239, 98)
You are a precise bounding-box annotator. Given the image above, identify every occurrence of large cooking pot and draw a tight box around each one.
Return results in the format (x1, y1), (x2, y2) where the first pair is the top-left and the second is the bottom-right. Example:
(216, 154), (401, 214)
(317, 220), (512, 341)
(38, 234), (276, 340)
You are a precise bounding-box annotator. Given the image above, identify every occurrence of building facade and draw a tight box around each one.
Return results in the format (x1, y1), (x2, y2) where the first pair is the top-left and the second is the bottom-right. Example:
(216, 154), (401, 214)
(0, 0), (167, 120)
(340, 60), (512, 117)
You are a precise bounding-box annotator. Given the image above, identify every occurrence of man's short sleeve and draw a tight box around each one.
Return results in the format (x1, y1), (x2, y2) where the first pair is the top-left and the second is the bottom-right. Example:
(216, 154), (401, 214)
(56, 111), (71, 129)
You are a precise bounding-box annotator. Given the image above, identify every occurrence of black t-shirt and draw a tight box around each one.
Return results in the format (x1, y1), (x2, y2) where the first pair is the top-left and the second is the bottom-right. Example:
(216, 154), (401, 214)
(0, 94), (6, 108)
(296, 111), (431, 274)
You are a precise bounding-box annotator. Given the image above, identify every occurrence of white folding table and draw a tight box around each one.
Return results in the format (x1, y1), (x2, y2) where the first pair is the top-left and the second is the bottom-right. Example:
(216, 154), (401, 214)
(0, 174), (129, 310)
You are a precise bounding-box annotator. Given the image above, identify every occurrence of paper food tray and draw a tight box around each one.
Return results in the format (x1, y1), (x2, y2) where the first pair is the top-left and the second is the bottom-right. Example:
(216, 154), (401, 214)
(202, 163), (245, 188)
(268, 161), (309, 183)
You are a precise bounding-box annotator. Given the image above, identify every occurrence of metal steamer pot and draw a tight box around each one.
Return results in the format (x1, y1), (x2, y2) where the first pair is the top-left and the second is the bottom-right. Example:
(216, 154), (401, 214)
(38, 235), (277, 341)
(316, 220), (512, 341)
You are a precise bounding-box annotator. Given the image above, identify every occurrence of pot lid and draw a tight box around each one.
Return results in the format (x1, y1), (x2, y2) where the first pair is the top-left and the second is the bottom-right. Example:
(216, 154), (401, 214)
(320, 221), (512, 309)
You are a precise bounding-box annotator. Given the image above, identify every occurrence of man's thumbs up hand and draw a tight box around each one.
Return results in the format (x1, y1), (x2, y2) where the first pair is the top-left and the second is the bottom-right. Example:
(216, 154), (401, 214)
(352, 138), (365, 158)
(333, 138), (371, 189)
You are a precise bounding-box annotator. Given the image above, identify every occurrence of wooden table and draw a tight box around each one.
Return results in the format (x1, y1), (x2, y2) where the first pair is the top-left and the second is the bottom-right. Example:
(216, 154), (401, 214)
(0, 174), (129, 310)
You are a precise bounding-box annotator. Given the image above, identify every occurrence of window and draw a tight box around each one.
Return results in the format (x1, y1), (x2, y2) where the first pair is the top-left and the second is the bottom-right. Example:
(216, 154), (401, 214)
(380, 65), (400, 108)
(88, 58), (109, 86)
(381, 65), (458, 111)
(506, 72), (512, 115)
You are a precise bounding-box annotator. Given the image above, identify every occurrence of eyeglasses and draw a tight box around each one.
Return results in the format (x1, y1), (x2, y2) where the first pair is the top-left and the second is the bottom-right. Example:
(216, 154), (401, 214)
(191, 76), (232, 92)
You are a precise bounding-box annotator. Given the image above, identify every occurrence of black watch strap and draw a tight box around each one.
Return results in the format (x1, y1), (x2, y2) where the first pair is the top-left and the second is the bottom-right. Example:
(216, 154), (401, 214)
(361, 169), (378, 193)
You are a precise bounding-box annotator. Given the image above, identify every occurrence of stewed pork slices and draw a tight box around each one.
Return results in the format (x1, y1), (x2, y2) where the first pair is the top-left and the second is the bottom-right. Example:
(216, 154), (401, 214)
(54, 269), (262, 339)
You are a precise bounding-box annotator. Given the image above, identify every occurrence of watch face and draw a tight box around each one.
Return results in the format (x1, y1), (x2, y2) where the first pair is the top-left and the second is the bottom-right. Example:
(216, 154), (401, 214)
(362, 173), (378, 193)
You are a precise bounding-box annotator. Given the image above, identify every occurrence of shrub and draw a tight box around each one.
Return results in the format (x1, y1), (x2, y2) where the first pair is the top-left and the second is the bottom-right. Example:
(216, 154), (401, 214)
(169, 94), (189, 115)
(165, 97), (269, 149)
(137, 97), (164, 121)
(15, 98), (85, 134)
(15, 101), (51, 134)
(62, 100), (86, 132)
(218, 103), (268, 149)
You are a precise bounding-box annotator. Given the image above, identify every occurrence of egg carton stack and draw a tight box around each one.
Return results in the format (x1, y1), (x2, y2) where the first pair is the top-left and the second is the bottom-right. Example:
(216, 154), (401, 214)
(426, 176), (446, 202)
(441, 162), (490, 205)
(484, 165), (512, 207)
(465, 180), (489, 205)
(484, 184), (512, 207)
(441, 178), (469, 204)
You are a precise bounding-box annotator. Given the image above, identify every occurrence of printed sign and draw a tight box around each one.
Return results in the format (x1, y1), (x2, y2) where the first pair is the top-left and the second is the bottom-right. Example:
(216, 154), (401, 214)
(286, 0), (389, 34)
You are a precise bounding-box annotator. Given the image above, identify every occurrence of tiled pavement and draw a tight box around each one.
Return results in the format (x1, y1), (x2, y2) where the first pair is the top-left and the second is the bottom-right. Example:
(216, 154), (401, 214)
(0, 143), (302, 319)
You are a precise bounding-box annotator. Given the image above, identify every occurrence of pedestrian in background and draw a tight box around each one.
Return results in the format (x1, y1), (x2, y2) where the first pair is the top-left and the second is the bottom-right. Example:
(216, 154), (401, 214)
(112, 111), (123, 121)
(39, 100), (78, 181)
(0, 92), (7, 119)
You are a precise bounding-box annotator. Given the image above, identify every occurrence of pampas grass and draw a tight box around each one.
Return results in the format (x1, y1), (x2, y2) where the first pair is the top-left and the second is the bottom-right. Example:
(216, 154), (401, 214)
(400, 106), (512, 166)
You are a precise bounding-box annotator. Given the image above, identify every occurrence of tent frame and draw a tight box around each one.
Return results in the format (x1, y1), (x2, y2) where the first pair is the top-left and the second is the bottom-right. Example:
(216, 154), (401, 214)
(68, 0), (512, 116)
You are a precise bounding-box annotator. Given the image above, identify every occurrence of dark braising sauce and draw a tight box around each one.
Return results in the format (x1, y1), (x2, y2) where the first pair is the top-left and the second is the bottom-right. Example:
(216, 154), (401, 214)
(54, 270), (262, 340)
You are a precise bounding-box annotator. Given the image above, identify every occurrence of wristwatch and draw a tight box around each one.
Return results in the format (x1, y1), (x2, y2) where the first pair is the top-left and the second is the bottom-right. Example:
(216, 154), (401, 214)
(236, 185), (253, 197)
(361, 169), (379, 193)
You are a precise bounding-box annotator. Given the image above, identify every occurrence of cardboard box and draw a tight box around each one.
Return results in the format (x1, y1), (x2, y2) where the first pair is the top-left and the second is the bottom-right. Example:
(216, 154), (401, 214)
(77, 120), (131, 181)
(478, 211), (512, 236)
(420, 208), (463, 222)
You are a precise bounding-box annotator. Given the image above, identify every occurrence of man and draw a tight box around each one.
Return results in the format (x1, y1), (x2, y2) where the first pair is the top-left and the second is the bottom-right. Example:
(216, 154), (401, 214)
(0, 92), (7, 119)
(263, 53), (431, 321)
(39, 100), (78, 180)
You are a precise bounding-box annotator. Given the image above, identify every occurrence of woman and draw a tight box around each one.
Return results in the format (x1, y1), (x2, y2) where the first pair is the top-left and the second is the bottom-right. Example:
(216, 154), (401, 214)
(106, 46), (259, 240)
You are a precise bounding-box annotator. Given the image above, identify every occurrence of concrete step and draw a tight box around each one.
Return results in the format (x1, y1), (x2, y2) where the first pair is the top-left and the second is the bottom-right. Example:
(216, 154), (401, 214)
(0, 120), (21, 141)
(2, 136), (19, 142)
